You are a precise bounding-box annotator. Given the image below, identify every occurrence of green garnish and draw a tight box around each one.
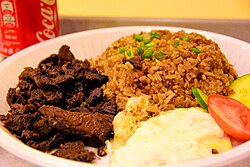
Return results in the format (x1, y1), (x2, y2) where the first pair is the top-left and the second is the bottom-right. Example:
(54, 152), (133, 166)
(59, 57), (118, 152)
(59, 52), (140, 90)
(135, 35), (143, 41)
(145, 42), (156, 48)
(144, 38), (151, 44)
(125, 46), (134, 59)
(139, 44), (146, 50)
(138, 42), (156, 54)
(150, 32), (161, 39)
(127, 50), (131, 55)
(160, 50), (167, 55)
(192, 47), (201, 54)
(137, 47), (143, 55)
(183, 36), (189, 41)
(142, 49), (153, 59)
(117, 47), (126, 54)
(154, 50), (167, 60)
(174, 41), (179, 48)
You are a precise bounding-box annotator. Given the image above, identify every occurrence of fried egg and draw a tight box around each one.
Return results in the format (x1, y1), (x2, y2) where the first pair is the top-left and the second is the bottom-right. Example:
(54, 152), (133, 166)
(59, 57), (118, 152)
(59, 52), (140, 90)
(110, 97), (232, 167)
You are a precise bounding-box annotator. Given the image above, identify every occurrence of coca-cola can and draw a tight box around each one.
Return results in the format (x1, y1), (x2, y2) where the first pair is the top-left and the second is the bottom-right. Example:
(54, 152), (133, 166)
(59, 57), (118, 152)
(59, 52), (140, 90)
(0, 0), (59, 56)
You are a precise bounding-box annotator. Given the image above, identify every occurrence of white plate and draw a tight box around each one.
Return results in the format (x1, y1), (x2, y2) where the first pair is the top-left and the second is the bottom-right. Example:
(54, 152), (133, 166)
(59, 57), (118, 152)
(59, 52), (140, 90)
(0, 26), (250, 167)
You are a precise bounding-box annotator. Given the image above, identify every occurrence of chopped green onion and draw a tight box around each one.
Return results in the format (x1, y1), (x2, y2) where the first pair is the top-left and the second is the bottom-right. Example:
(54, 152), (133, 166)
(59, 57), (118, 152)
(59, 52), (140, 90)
(192, 47), (201, 54)
(144, 38), (151, 44)
(135, 35), (144, 41)
(137, 47), (143, 55)
(150, 32), (161, 39)
(117, 47), (125, 54)
(154, 50), (167, 60)
(183, 36), (189, 41)
(174, 41), (179, 48)
(160, 50), (167, 55)
(139, 42), (156, 53)
(142, 49), (153, 59)
(125, 46), (134, 59)
(126, 50), (131, 55)
(145, 42), (156, 48)
(139, 44), (147, 51)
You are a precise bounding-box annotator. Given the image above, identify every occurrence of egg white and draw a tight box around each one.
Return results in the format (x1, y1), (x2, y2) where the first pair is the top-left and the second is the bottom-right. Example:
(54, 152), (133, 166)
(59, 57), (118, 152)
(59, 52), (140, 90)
(111, 104), (232, 167)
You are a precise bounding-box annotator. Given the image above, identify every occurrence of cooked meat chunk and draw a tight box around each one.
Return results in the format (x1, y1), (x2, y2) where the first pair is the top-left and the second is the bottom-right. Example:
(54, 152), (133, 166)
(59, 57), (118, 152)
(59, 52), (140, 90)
(66, 92), (85, 109)
(52, 141), (95, 162)
(122, 56), (142, 70)
(87, 87), (103, 106)
(90, 97), (118, 115)
(26, 133), (64, 152)
(1, 104), (39, 135)
(58, 45), (75, 66)
(84, 69), (108, 88)
(20, 130), (40, 140)
(1, 45), (118, 162)
(3, 113), (37, 134)
(33, 118), (52, 135)
(9, 103), (37, 115)
(38, 54), (59, 67)
(7, 88), (25, 105)
(39, 105), (114, 147)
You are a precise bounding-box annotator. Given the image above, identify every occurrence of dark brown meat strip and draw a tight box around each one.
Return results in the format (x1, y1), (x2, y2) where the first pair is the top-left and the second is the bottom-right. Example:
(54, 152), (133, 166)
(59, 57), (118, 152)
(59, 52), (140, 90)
(38, 105), (114, 147)
(52, 141), (95, 162)
(122, 56), (142, 70)
(58, 45), (75, 66)
(87, 87), (103, 106)
(26, 133), (64, 152)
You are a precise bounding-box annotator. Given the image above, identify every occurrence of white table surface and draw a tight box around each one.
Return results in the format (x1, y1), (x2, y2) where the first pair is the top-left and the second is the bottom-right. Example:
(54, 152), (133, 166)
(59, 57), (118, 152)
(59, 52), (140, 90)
(0, 147), (38, 167)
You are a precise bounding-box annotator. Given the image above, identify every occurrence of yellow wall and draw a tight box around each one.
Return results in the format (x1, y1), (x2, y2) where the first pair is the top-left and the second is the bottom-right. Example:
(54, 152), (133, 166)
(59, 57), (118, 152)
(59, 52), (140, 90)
(57, 0), (250, 19)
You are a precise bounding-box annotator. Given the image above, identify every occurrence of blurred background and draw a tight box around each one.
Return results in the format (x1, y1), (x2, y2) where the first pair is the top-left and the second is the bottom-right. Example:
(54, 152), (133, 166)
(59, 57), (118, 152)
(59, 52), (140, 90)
(57, 0), (250, 43)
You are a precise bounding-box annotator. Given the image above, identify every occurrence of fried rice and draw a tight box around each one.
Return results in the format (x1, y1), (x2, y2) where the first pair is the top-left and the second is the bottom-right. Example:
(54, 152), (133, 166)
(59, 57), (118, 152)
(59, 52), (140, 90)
(91, 29), (238, 111)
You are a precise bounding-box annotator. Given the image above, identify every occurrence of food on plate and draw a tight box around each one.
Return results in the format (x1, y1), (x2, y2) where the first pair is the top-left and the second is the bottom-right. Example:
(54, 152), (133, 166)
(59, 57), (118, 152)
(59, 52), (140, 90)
(228, 74), (250, 108)
(111, 97), (232, 167)
(112, 96), (160, 151)
(91, 30), (237, 111)
(208, 94), (250, 141)
(0, 45), (118, 162)
(0, 29), (247, 165)
(38, 105), (114, 146)
(52, 141), (95, 162)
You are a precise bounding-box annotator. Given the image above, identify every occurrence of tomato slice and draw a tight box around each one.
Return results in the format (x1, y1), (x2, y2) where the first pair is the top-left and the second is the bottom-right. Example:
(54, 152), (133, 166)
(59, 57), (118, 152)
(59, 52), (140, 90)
(208, 94), (250, 141)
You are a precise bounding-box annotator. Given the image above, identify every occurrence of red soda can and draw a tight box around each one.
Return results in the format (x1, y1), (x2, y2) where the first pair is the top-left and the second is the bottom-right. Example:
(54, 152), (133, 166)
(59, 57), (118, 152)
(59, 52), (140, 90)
(0, 0), (59, 56)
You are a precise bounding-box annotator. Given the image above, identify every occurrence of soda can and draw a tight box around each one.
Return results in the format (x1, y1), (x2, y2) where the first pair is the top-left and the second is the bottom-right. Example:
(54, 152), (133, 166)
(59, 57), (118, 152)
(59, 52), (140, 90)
(0, 0), (59, 56)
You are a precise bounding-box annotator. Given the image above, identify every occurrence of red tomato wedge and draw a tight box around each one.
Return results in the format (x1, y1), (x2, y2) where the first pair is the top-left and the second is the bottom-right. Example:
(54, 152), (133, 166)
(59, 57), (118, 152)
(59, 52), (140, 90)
(208, 94), (250, 141)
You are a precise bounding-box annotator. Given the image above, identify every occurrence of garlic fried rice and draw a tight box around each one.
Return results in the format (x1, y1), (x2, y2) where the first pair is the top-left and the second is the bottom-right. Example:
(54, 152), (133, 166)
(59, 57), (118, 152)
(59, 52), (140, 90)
(91, 30), (237, 111)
